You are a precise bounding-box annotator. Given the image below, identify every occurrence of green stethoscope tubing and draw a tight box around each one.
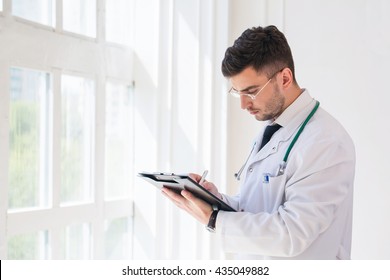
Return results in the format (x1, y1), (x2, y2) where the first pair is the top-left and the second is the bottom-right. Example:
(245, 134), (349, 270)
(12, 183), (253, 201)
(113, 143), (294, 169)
(276, 100), (320, 176)
(235, 100), (320, 180)
(283, 100), (320, 162)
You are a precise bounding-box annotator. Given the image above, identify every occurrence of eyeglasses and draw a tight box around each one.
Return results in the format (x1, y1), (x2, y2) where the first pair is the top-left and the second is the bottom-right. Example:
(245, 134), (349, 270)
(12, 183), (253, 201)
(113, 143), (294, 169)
(228, 69), (283, 100)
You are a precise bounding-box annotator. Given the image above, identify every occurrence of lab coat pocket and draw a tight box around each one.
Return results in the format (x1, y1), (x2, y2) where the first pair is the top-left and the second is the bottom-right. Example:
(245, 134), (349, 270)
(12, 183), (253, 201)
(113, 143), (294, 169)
(263, 174), (287, 213)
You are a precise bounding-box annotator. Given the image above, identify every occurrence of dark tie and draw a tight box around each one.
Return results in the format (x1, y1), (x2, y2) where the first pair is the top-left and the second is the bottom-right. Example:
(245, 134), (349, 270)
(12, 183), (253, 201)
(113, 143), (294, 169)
(259, 124), (282, 150)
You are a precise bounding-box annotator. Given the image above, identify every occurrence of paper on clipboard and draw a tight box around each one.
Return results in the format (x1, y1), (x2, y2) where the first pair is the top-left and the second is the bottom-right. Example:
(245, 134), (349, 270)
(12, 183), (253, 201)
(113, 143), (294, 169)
(138, 172), (236, 212)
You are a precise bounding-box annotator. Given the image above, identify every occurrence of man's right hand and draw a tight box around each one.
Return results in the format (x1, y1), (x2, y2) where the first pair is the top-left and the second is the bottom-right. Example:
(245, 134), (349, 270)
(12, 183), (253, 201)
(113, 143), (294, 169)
(189, 173), (223, 200)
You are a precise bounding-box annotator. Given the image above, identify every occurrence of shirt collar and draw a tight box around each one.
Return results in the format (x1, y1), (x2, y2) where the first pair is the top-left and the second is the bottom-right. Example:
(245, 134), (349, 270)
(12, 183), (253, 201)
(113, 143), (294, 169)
(273, 89), (314, 127)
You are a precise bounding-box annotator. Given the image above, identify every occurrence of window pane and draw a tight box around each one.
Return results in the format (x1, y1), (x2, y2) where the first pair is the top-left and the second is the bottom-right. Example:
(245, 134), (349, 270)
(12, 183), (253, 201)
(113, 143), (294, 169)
(0, 1), (3, 11)
(12, 0), (55, 27)
(9, 68), (51, 210)
(61, 75), (95, 204)
(106, 0), (134, 46)
(63, 0), (96, 37)
(8, 230), (50, 259)
(60, 223), (92, 259)
(104, 217), (132, 259)
(105, 83), (133, 199)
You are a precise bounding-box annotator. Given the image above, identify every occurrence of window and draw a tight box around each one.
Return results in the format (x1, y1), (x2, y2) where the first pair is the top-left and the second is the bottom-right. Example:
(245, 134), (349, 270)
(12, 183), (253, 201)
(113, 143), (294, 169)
(0, 1), (3, 12)
(12, 0), (55, 27)
(105, 82), (133, 199)
(104, 217), (132, 259)
(7, 230), (50, 260)
(106, 0), (134, 46)
(60, 223), (92, 259)
(2, 0), (227, 261)
(61, 75), (95, 204)
(8, 67), (52, 210)
(1, 0), (135, 261)
(63, 0), (96, 37)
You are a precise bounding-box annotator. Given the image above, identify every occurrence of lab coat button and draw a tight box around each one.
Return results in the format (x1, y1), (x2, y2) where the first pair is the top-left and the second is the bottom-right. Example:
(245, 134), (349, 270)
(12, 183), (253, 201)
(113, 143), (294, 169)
(249, 167), (253, 172)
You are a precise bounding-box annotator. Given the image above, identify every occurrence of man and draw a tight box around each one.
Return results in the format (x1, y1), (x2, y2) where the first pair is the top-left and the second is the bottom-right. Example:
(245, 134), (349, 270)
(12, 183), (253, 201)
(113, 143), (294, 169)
(162, 25), (355, 259)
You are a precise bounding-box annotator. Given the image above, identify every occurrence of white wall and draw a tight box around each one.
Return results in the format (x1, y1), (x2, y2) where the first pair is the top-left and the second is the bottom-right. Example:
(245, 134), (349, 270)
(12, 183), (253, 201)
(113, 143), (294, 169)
(226, 0), (390, 259)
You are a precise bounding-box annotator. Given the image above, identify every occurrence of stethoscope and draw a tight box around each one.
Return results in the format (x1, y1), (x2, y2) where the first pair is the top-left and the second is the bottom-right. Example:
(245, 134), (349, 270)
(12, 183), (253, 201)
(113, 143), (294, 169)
(234, 100), (320, 181)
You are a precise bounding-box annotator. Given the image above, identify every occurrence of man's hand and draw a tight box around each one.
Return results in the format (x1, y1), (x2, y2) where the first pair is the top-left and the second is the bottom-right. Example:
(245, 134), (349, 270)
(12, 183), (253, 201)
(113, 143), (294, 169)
(161, 187), (213, 225)
(189, 173), (223, 200)
(161, 173), (223, 225)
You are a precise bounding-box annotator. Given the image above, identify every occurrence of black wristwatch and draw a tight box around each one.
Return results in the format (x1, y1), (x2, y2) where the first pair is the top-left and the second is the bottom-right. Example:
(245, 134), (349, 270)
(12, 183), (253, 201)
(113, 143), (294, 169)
(206, 205), (219, 233)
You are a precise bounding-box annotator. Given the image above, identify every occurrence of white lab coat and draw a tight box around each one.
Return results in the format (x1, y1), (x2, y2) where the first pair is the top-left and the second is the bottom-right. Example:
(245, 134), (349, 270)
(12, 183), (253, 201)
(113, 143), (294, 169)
(216, 91), (355, 259)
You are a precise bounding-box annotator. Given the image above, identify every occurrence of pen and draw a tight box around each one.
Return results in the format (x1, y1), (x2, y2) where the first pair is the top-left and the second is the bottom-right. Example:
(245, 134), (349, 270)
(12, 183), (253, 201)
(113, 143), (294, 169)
(199, 170), (208, 185)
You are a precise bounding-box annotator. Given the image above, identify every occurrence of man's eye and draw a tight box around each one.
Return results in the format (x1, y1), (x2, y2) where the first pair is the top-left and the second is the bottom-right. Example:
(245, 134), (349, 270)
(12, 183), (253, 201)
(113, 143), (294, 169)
(246, 89), (258, 95)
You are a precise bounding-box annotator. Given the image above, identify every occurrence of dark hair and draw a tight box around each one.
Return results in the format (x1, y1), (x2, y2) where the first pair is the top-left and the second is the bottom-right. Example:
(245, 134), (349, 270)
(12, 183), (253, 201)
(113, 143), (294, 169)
(221, 25), (295, 81)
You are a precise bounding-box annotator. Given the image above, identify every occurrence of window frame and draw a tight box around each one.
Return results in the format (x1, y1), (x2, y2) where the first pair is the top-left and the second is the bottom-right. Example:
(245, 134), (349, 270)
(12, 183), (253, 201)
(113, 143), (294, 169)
(0, 0), (134, 260)
(1, 0), (229, 261)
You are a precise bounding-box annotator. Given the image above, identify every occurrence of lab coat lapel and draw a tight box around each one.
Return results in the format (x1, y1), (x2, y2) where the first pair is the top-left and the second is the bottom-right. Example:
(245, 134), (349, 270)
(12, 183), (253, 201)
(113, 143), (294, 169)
(251, 102), (316, 163)
(252, 127), (294, 162)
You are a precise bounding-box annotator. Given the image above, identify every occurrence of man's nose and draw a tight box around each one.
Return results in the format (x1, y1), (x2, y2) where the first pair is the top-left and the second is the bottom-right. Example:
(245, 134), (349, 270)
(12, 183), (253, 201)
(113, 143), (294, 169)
(240, 95), (251, 110)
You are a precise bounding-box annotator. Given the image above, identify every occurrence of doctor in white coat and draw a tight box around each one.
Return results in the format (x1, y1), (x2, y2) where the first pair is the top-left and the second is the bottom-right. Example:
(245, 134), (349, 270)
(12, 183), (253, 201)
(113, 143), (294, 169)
(162, 25), (355, 259)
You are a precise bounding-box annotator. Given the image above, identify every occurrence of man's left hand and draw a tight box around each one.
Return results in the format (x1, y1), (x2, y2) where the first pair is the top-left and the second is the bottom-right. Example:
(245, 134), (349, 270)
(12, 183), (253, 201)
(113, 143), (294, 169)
(161, 187), (213, 225)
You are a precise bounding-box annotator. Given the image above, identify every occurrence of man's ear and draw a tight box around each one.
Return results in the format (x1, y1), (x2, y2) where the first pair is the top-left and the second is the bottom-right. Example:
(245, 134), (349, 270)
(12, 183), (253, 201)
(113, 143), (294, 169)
(281, 68), (294, 89)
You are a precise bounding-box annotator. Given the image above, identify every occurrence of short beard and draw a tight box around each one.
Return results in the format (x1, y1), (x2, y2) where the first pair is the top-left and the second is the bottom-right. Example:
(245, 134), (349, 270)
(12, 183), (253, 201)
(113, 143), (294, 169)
(255, 84), (285, 121)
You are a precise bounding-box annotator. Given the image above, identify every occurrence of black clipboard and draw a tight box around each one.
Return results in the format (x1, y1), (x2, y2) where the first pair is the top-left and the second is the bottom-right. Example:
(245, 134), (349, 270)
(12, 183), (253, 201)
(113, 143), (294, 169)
(138, 172), (236, 212)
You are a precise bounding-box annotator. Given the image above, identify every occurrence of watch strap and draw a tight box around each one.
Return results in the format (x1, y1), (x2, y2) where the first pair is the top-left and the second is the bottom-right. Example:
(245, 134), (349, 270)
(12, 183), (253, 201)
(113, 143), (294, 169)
(206, 208), (219, 232)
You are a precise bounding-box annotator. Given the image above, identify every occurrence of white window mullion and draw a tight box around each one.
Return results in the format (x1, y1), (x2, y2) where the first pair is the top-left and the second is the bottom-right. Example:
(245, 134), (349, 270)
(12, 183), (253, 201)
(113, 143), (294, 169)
(92, 0), (106, 259)
(51, 68), (62, 259)
(3, 0), (12, 16)
(82, 80), (95, 201)
(55, 0), (63, 32)
(39, 72), (52, 209)
(93, 74), (106, 259)
(50, 228), (61, 259)
(96, 0), (105, 43)
(52, 69), (61, 208)
(0, 62), (10, 259)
